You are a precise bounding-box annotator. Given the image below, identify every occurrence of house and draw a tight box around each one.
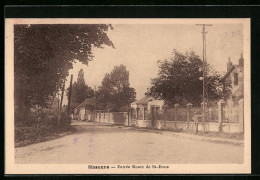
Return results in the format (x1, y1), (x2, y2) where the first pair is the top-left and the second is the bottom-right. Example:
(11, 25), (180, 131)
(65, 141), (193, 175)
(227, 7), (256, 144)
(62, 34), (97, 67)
(131, 95), (165, 110)
(130, 96), (164, 119)
(74, 97), (95, 121)
(220, 54), (244, 103)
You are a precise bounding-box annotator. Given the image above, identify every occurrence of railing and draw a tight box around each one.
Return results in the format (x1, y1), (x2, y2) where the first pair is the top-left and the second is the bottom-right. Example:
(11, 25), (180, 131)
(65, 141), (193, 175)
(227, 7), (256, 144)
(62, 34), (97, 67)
(144, 110), (151, 120)
(207, 108), (218, 123)
(177, 108), (187, 121)
(155, 110), (164, 120)
(223, 106), (239, 123)
(165, 109), (175, 121)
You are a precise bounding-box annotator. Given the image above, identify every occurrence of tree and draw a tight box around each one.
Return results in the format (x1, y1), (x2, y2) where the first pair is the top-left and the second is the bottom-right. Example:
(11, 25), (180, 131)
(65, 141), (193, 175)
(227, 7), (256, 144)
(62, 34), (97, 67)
(96, 65), (136, 111)
(68, 69), (94, 112)
(148, 50), (225, 107)
(14, 24), (114, 123)
(221, 75), (232, 101)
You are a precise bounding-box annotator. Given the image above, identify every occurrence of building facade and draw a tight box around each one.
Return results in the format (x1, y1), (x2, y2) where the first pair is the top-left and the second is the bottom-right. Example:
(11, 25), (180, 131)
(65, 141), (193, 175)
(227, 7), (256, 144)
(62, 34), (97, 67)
(220, 54), (244, 103)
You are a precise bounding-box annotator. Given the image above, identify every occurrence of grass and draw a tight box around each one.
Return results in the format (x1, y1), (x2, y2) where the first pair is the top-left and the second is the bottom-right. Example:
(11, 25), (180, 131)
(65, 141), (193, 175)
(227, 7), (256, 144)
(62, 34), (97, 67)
(15, 125), (74, 147)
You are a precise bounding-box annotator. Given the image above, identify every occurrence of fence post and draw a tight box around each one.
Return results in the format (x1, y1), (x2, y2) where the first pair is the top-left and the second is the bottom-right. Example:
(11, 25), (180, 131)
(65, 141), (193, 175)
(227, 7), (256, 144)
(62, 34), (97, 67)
(108, 109), (110, 123)
(143, 107), (145, 120)
(186, 103), (193, 129)
(163, 105), (169, 128)
(130, 108), (132, 119)
(174, 104), (180, 128)
(99, 110), (101, 122)
(135, 108), (138, 120)
(218, 99), (225, 132)
(127, 108), (130, 126)
(238, 98), (244, 133)
(101, 110), (103, 122)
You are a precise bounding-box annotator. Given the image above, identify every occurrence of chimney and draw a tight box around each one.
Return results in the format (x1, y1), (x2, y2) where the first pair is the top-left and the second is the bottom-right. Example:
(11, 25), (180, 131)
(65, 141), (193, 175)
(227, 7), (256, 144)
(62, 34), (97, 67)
(227, 57), (233, 71)
(239, 53), (244, 67)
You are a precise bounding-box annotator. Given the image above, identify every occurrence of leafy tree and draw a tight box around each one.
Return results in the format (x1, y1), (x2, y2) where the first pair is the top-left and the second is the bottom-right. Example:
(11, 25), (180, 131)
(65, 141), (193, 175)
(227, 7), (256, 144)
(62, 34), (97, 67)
(14, 24), (114, 122)
(68, 69), (94, 112)
(221, 76), (233, 101)
(148, 50), (225, 107)
(97, 65), (136, 111)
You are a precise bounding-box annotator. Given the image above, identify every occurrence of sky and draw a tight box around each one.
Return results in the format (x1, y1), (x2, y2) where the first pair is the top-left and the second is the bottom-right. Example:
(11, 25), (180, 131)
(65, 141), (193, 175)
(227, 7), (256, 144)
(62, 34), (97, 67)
(62, 23), (243, 105)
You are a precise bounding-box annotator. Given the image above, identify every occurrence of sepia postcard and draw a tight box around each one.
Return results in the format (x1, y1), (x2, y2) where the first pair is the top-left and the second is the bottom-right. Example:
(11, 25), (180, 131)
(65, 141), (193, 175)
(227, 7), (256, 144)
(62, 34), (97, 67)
(5, 18), (251, 174)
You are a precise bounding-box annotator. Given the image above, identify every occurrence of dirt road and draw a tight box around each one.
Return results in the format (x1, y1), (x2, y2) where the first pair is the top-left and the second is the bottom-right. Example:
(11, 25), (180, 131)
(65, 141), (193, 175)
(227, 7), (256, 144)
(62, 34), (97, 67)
(15, 121), (243, 164)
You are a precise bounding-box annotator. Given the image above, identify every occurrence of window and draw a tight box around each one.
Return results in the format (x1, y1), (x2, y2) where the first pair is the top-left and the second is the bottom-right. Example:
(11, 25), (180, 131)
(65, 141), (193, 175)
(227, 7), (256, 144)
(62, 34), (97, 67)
(234, 73), (238, 86)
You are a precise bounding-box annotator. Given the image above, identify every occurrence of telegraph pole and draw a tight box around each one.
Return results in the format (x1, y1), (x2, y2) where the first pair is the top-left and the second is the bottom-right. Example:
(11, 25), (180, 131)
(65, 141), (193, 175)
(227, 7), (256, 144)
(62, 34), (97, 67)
(94, 85), (97, 121)
(196, 24), (212, 132)
(59, 79), (65, 111)
(67, 75), (73, 115)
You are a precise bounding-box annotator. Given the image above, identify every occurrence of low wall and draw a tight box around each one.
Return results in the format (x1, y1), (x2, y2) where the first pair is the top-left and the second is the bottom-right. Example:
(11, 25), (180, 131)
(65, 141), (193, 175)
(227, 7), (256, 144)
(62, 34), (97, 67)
(222, 123), (240, 133)
(93, 112), (241, 133)
(155, 120), (241, 133)
(95, 112), (129, 125)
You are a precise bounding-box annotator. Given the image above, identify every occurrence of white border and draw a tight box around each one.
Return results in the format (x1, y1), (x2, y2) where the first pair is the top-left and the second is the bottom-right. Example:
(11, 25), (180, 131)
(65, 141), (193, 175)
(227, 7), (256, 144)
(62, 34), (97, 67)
(5, 18), (251, 174)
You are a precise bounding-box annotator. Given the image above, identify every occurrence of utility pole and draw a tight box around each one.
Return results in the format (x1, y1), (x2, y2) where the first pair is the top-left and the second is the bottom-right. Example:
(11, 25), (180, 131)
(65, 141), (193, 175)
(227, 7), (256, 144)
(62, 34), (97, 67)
(196, 24), (212, 132)
(60, 79), (65, 111)
(94, 85), (96, 110)
(67, 75), (73, 115)
(57, 93), (60, 110)
(94, 85), (96, 121)
(57, 79), (66, 127)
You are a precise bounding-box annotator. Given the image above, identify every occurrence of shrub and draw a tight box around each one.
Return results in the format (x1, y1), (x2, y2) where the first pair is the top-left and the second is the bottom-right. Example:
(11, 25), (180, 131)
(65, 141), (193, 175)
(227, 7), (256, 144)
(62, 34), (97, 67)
(59, 112), (71, 129)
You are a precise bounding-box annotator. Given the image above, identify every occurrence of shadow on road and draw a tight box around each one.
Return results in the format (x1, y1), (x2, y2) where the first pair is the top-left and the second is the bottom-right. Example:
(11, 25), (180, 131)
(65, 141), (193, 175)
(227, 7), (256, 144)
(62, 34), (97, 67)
(70, 121), (133, 135)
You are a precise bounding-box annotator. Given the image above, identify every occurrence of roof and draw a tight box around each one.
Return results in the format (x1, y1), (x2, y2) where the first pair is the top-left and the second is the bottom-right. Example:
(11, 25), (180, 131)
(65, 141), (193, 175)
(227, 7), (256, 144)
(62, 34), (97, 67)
(131, 96), (153, 105)
(220, 65), (242, 82)
(75, 97), (95, 110)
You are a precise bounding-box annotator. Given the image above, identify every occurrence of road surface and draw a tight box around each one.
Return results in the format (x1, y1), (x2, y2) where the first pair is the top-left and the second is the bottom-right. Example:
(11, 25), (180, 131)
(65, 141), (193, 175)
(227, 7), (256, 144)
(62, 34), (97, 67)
(15, 121), (243, 164)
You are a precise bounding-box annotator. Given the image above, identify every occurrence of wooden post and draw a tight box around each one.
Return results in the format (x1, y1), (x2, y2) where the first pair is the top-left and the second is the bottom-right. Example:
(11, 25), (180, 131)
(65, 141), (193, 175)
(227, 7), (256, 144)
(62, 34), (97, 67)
(201, 102), (207, 132)
(57, 93), (60, 110)
(238, 99), (244, 133)
(218, 99), (225, 132)
(57, 80), (66, 127)
(59, 79), (65, 111)
(127, 108), (130, 126)
(67, 75), (73, 115)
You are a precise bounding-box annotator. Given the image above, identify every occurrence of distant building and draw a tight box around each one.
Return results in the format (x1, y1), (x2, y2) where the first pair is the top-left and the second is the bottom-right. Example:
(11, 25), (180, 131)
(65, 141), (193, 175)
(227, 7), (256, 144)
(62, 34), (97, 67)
(74, 97), (95, 121)
(130, 95), (164, 120)
(220, 54), (244, 102)
(131, 96), (164, 110)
